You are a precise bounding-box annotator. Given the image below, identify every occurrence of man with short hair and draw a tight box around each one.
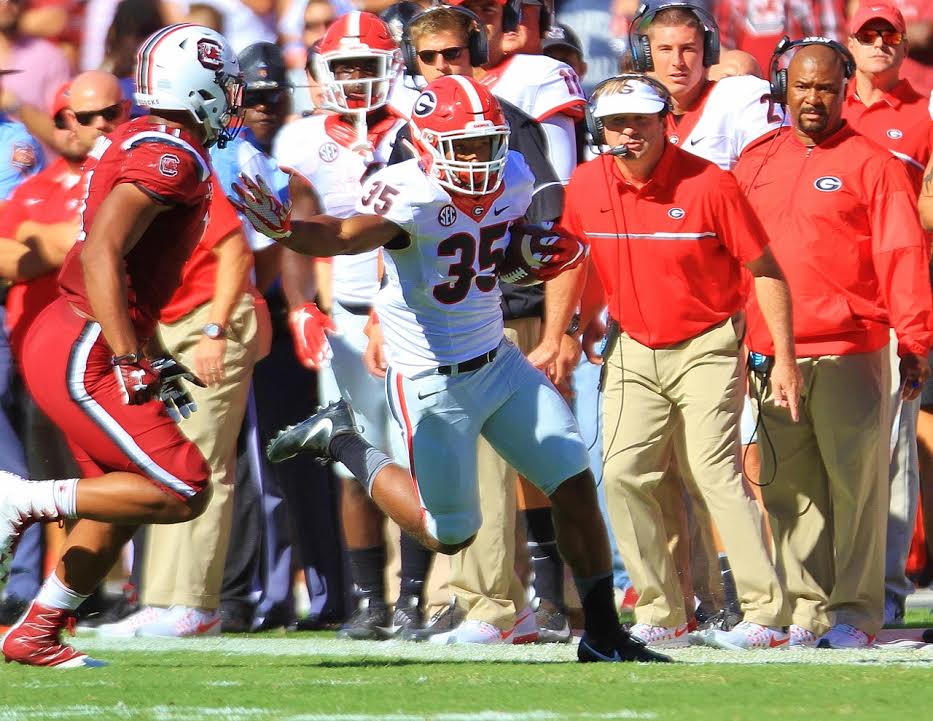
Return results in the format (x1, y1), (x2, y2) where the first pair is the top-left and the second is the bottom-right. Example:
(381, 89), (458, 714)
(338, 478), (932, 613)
(735, 42), (933, 648)
(843, 2), (933, 627)
(559, 73), (798, 651)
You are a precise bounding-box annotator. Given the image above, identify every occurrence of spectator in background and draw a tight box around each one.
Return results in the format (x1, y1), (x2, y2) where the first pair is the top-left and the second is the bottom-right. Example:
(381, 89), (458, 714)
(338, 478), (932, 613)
(843, 1), (933, 627)
(100, 0), (165, 118)
(18, 0), (84, 70)
(283, 0), (338, 116)
(189, 0), (277, 52)
(0, 0), (71, 115)
(714, 0), (847, 71)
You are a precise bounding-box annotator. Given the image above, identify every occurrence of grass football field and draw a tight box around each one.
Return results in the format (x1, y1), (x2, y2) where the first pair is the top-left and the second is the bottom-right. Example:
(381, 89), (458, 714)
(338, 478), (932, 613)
(2, 611), (932, 721)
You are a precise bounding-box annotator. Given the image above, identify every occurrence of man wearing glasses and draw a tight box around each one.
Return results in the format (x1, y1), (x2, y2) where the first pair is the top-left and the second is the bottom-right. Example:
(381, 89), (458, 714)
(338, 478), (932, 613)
(843, 2), (933, 628)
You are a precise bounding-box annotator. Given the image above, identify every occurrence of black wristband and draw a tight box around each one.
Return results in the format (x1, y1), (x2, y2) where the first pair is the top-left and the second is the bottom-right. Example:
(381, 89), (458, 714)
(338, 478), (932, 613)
(111, 353), (140, 366)
(564, 313), (581, 337)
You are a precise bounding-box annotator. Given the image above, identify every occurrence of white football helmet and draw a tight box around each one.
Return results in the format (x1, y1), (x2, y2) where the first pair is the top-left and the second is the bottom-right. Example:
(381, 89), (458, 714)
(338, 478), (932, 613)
(311, 11), (401, 114)
(135, 24), (244, 148)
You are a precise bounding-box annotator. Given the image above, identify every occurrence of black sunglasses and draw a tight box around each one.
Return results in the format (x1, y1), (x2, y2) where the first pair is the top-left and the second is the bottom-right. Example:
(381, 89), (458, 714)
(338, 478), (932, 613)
(243, 89), (287, 107)
(416, 46), (468, 64)
(852, 28), (904, 46)
(73, 103), (123, 126)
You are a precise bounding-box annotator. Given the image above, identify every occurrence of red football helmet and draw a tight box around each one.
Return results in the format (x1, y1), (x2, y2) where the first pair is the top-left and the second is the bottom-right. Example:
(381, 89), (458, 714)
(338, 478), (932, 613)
(311, 11), (400, 113)
(409, 75), (510, 196)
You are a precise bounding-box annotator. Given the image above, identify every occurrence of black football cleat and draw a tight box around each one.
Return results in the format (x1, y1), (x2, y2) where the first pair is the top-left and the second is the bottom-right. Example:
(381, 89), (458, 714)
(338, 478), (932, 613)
(578, 629), (674, 663)
(266, 399), (359, 463)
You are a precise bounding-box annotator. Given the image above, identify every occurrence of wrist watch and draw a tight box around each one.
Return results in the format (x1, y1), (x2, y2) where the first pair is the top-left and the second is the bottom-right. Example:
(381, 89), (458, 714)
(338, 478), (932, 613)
(202, 323), (226, 340)
(564, 313), (581, 337)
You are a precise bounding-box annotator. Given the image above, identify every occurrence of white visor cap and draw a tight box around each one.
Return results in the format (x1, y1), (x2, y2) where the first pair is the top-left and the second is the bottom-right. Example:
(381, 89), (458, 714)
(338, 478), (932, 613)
(593, 80), (667, 118)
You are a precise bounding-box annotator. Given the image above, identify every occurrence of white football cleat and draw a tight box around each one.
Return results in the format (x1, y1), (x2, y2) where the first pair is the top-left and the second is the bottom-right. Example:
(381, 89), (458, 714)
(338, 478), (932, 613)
(0, 472), (37, 595)
(629, 622), (690, 649)
(430, 606), (539, 645)
(135, 605), (222, 638)
(703, 621), (789, 650)
(816, 623), (875, 649)
(789, 624), (818, 647)
(95, 606), (167, 638)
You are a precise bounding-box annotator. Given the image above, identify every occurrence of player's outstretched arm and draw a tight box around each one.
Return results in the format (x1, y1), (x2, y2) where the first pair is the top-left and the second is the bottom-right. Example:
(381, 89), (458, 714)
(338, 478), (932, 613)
(232, 174), (406, 257)
(82, 182), (170, 357)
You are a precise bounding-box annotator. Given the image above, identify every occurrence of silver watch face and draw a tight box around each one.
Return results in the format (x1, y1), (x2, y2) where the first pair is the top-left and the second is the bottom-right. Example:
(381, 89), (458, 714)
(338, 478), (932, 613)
(203, 323), (224, 339)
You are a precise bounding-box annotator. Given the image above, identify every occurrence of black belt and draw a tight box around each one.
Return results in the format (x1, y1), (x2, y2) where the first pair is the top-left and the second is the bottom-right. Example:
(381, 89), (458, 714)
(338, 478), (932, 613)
(336, 300), (373, 316)
(437, 348), (497, 375)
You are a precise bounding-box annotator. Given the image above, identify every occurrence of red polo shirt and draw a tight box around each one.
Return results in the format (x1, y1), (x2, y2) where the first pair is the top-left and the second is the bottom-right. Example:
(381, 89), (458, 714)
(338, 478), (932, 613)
(843, 79), (933, 193)
(0, 157), (85, 362)
(159, 179), (247, 324)
(734, 124), (933, 359)
(563, 143), (769, 349)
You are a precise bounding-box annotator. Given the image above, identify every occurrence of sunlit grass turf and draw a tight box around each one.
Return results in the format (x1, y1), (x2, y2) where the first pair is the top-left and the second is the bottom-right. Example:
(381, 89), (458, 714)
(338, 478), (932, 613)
(1, 626), (932, 721)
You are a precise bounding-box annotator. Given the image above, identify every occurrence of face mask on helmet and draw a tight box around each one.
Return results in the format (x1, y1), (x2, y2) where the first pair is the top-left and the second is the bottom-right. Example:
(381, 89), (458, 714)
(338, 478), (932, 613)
(134, 25), (245, 148)
(312, 11), (400, 114)
(410, 76), (510, 196)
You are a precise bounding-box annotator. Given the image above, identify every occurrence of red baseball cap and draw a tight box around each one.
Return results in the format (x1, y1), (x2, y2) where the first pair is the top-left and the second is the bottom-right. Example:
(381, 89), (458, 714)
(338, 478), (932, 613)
(849, 3), (906, 34)
(49, 81), (71, 118)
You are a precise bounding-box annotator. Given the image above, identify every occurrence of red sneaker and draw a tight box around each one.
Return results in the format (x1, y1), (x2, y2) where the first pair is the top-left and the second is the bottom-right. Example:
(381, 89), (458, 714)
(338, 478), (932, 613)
(2, 601), (106, 668)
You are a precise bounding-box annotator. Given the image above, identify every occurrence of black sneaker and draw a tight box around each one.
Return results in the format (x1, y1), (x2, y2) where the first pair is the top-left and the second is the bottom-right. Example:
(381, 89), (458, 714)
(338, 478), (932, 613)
(266, 400), (360, 464)
(535, 601), (572, 644)
(694, 607), (741, 632)
(77, 586), (139, 629)
(337, 597), (389, 641)
(578, 628), (673, 663)
(400, 597), (465, 642)
(219, 603), (254, 634)
(380, 595), (423, 639)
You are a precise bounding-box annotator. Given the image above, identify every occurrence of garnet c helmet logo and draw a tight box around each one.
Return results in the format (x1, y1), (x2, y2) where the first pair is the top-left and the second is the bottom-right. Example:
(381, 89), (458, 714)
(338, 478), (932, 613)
(814, 176), (842, 192)
(413, 91), (437, 118)
(197, 38), (224, 70)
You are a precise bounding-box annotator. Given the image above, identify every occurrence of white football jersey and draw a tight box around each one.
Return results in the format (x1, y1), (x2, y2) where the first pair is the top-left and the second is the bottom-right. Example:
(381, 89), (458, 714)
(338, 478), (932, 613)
(477, 53), (585, 122)
(274, 113), (407, 306)
(667, 75), (783, 170)
(357, 152), (534, 376)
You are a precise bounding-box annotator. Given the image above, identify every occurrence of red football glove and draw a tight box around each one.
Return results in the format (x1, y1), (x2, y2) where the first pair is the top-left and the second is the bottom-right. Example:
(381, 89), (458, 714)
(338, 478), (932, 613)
(231, 174), (292, 239)
(516, 222), (589, 281)
(289, 302), (336, 370)
(112, 356), (159, 406)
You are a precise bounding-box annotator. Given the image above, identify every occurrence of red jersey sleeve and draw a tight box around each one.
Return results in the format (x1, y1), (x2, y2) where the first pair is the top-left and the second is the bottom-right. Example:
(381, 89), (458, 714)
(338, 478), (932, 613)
(869, 156), (933, 357)
(711, 170), (770, 265)
(117, 138), (210, 206)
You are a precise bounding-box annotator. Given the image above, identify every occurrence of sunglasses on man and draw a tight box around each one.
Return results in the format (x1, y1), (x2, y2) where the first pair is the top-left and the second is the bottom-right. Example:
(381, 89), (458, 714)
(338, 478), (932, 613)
(852, 28), (904, 46)
(243, 89), (287, 108)
(416, 46), (467, 64)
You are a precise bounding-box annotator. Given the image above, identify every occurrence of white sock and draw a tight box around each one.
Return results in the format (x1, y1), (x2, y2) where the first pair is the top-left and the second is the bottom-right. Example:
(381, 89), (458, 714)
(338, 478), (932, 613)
(35, 571), (89, 611)
(19, 478), (79, 520)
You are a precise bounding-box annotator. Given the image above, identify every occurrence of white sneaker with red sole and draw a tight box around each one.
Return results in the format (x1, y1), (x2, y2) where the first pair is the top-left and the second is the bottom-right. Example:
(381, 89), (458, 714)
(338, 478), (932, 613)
(816, 624), (875, 649)
(136, 606), (222, 638)
(429, 606), (539, 645)
(629, 622), (690, 648)
(2, 601), (105, 668)
(703, 621), (789, 650)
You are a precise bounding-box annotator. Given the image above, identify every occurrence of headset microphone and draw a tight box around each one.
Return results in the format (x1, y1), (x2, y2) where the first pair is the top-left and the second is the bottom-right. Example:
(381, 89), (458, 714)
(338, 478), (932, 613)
(609, 145), (630, 157)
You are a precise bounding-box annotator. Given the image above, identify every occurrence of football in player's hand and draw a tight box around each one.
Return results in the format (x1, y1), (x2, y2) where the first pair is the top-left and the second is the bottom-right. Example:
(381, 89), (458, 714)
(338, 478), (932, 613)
(497, 221), (588, 286)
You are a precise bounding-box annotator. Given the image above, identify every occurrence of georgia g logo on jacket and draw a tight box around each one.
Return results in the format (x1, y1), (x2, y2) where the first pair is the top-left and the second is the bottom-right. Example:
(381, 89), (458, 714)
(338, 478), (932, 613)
(813, 176), (843, 192)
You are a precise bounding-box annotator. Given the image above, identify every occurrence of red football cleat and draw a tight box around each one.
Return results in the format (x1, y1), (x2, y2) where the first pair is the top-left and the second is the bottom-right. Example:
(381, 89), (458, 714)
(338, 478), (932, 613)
(2, 601), (106, 668)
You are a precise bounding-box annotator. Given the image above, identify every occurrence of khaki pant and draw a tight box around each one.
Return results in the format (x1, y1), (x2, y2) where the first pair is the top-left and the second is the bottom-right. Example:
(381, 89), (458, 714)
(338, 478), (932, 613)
(757, 350), (890, 636)
(447, 317), (540, 631)
(603, 316), (786, 628)
(142, 293), (264, 610)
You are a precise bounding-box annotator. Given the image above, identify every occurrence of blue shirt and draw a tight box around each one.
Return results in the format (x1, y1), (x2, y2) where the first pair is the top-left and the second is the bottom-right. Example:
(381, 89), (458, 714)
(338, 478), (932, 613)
(0, 114), (44, 200)
(210, 126), (289, 252)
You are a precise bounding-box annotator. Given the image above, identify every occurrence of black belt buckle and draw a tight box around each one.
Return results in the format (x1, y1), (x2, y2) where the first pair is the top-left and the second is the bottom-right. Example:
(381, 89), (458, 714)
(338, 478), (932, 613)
(438, 348), (497, 375)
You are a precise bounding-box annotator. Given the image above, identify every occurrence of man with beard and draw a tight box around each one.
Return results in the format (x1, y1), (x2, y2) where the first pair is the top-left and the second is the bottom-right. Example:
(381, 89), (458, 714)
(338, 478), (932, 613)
(734, 40), (933, 648)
